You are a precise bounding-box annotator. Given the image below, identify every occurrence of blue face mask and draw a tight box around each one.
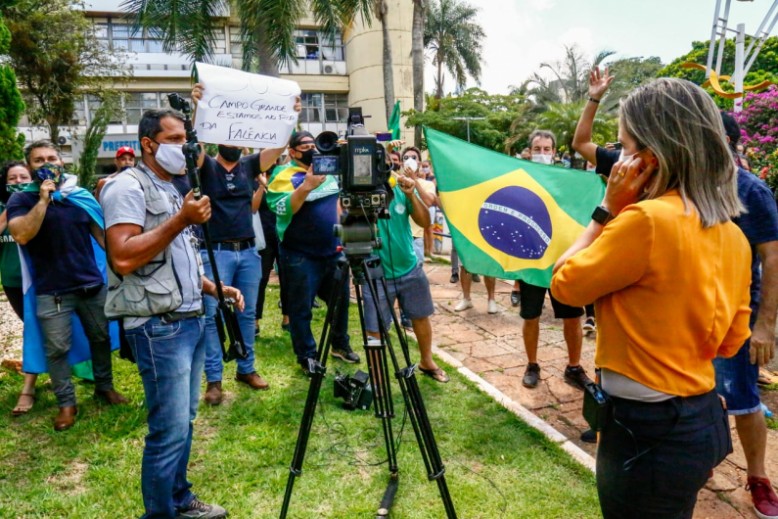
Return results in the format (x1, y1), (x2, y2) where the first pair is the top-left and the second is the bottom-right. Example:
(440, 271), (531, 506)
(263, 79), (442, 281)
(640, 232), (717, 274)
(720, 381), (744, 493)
(35, 163), (65, 184)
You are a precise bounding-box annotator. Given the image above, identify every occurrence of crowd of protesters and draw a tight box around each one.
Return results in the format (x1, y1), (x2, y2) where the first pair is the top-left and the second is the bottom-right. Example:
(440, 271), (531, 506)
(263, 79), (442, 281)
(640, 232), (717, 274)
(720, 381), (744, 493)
(1, 72), (778, 519)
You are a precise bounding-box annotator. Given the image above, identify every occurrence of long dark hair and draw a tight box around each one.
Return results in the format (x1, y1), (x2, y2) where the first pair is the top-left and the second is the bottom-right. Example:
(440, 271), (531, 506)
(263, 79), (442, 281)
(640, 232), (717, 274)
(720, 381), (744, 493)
(0, 161), (30, 204)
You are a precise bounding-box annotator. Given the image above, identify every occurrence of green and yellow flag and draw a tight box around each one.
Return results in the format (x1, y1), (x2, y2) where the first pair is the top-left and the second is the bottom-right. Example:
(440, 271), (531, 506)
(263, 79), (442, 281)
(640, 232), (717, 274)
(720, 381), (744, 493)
(425, 127), (606, 288)
(388, 101), (401, 140)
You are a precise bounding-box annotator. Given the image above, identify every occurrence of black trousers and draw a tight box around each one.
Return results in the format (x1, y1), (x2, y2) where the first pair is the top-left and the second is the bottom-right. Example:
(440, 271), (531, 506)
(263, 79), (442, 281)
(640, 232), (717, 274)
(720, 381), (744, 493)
(596, 389), (731, 519)
(256, 236), (287, 319)
(3, 285), (23, 321)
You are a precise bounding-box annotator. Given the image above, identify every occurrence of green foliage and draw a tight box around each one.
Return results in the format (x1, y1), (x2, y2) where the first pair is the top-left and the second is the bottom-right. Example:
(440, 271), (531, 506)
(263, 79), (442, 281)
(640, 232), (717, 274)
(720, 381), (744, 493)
(0, 14), (25, 160)
(405, 88), (530, 153)
(658, 36), (778, 110)
(0, 285), (600, 518)
(425, 0), (485, 98)
(602, 56), (663, 112)
(78, 94), (119, 190)
(536, 101), (617, 154)
(1, 0), (123, 142)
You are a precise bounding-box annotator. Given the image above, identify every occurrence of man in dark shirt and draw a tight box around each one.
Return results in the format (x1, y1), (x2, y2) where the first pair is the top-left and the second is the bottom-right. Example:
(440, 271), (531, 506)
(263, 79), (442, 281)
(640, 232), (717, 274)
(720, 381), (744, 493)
(714, 113), (778, 519)
(7, 140), (126, 431)
(266, 131), (359, 370)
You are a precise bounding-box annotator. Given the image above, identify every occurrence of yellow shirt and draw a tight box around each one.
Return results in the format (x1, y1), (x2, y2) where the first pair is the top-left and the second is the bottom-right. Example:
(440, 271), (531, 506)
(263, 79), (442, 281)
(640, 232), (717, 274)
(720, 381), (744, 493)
(551, 191), (752, 396)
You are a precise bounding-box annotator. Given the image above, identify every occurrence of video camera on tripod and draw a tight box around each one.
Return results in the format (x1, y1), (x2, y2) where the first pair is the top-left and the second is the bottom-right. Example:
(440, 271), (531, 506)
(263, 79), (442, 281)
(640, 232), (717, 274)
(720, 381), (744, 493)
(308, 107), (393, 257)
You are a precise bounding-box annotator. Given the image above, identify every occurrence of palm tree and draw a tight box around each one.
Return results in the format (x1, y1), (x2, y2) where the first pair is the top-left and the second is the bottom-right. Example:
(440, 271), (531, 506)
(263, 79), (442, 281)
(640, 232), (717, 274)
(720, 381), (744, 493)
(374, 0), (395, 122)
(411, 0), (425, 145)
(424, 0), (485, 100)
(535, 100), (616, 154)
(123, 0), (373, 75)
(524, 45), (615, 107)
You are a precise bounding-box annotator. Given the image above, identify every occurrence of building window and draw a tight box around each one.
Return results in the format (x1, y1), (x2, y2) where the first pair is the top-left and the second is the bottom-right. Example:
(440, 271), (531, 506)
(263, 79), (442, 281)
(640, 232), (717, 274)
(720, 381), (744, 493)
(93, 20), (165, 53)
(293, 30), (345, 61)
(299, 93), (348, 124)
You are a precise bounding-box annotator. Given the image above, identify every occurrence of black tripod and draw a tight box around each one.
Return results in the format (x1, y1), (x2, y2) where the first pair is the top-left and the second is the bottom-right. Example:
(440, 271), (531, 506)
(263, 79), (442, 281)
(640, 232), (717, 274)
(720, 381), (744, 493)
(280, 254), (457, 518)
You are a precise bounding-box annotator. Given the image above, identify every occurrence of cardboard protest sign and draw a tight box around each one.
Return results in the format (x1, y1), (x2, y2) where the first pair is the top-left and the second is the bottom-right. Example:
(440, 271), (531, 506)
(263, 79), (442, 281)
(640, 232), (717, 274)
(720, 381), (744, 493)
(194, 62), (301, 148)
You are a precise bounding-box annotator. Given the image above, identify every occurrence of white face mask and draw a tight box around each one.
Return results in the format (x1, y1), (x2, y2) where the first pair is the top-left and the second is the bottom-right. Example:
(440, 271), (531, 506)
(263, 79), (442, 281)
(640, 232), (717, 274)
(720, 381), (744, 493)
(155, 142), (187, 175)
(618, 150), (635, 162)
(531, 153), (553, 165)
(404, 157), (418, 172)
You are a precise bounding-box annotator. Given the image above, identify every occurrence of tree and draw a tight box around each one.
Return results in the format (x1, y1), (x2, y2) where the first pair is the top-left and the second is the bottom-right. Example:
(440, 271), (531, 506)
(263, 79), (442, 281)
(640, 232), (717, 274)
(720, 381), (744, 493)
(658, 36), (778, 110)
(405, 88), (530, 153)
(735, 86), (778, 189)
(601, 56), (663, 112)
(77, 94), (119, 190)
(126, 0), (374, 75)
(523, 45), (614, 107)
(0, 13), (25, 160)
(374, 0), (395, 121)
(411, 0), (425, 146)
(424, 0), (485, 99)
(2, 0), (121, 143)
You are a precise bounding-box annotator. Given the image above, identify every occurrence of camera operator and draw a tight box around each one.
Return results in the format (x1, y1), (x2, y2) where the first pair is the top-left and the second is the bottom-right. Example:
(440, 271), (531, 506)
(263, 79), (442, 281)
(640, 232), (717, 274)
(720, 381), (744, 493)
(7, 140), (127, 432)
(189, 84), (301, 404)
(101, 109), (244, 519)
(362, 150), (448, 383)
(266, 131), (359, 372)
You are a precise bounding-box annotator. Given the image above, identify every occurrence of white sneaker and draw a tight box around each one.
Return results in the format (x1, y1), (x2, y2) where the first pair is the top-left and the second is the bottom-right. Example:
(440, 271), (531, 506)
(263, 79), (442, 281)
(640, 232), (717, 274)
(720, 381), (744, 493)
(366, 337), (382, 347)
(454, 299), (473, 312)
(487, 299), (499, 314)
(583, 317), (596, 332)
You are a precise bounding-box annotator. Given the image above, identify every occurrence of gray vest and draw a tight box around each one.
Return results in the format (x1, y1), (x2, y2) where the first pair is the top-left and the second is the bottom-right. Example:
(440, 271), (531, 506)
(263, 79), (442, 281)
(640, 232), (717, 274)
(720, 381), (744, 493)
(104, 167), (183, 318)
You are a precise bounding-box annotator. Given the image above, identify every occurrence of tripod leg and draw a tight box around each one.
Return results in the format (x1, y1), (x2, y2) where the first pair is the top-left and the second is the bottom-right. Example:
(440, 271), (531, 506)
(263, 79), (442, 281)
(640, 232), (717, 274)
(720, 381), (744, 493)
(280, 259), (350, 519)
(369, 267), (458, 519)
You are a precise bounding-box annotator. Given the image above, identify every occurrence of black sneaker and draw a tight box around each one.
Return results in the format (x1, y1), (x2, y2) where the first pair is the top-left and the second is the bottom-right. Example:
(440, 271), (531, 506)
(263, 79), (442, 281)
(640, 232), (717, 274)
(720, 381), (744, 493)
(471, 273), (481, 283)
(580, 429), (597, 444)
(450, 272), (459, 284)
(176, 498), (227, 518)
(510, 290), (520, 307)
(583, 317), (596, 333)
(332, 346), (360, 363)
(522, 363), (540, 388)
(564, 365), (592, 390)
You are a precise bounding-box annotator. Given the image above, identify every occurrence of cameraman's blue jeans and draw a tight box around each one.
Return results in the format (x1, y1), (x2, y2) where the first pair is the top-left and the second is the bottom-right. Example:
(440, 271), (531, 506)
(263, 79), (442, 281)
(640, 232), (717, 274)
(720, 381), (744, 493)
(201, 247), (261, 382)
(124, 316), (205, 519)
(281, 247), (350, 364)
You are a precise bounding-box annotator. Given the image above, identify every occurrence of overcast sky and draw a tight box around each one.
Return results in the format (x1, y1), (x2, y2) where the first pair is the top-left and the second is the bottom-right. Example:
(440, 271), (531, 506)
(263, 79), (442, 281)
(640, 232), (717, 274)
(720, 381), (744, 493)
(444, 0), (775, 95)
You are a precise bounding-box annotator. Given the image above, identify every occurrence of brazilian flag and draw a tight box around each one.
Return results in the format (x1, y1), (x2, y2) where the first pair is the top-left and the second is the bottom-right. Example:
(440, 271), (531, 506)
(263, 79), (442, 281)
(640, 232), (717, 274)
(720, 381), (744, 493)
(425, 127), (605, 288)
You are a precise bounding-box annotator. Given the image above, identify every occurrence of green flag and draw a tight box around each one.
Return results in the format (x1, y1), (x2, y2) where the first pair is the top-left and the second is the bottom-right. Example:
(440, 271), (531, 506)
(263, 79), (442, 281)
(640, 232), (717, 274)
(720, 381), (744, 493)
(425, 127), (606, 288)
(388, 101), (401, 140)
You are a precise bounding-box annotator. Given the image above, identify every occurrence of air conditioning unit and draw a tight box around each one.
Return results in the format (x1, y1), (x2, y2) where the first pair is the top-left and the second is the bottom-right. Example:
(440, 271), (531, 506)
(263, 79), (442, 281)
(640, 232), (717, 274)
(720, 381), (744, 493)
(323, 64), (335, 74)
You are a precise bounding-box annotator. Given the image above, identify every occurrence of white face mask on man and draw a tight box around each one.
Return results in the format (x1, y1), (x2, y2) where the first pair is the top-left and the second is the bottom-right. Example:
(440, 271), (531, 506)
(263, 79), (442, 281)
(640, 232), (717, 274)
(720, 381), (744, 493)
(531, 153), (554, 165)
(154, 142), (187, 175)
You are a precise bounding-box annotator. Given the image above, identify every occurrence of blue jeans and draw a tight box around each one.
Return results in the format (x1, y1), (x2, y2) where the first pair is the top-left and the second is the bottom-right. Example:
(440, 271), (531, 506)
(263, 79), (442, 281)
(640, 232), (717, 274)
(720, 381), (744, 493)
(280, 247), (350, 363)
(201, 247), (261, 381)
(124, 316), (206, 519)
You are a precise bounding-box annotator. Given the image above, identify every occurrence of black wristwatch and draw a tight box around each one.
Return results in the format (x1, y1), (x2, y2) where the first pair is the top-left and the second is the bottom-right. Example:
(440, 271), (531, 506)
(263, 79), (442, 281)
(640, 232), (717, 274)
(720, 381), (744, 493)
(591, 205), (614, 225)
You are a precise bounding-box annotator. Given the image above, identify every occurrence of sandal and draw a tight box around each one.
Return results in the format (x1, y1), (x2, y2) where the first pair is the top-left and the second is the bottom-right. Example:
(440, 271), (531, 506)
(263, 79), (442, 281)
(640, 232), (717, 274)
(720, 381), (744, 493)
(419, 366), (450, 383)
(12, 392), (35, 417)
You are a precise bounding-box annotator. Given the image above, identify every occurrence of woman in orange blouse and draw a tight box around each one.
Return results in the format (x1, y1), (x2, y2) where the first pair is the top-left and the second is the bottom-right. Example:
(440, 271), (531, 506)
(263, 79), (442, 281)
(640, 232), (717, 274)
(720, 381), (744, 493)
(551, 78), (752, 519)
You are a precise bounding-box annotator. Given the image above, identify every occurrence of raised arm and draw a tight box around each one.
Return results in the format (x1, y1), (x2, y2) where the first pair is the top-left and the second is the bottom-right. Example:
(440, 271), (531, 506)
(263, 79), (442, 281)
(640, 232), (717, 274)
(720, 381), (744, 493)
(8, 180), (55, 245)
(572, 67), (614, 165)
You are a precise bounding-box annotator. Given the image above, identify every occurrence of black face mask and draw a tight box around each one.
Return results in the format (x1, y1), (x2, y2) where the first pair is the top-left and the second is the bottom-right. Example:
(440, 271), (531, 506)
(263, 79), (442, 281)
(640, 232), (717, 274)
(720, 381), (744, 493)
(218, 145), (242, 163)
(296, 148), (315, 167)
(391, 162), (401, 172)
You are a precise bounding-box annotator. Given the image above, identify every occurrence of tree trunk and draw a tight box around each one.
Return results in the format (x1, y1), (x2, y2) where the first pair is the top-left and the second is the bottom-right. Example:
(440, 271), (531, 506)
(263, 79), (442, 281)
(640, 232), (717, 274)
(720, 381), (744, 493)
(435, 58), (444, 99)
(378, 0), (395, 123)
(47, 118), (59, 146)
(411, 0), (425, 146)
(255, 22), (280, 77)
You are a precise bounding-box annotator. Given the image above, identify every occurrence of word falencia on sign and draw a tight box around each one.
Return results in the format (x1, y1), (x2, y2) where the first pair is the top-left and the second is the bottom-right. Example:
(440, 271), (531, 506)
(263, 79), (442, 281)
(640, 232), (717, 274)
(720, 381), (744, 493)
(194, 62), (301, 148)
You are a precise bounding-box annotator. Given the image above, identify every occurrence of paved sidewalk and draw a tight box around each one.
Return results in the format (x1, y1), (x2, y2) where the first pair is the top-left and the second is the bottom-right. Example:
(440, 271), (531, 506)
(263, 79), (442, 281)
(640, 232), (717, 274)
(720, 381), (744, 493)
(423, 261), (778, 519)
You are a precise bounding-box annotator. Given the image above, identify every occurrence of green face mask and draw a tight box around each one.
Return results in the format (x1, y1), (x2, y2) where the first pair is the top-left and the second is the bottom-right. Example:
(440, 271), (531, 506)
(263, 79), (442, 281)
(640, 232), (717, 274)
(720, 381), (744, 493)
(6, 182), (38, 194)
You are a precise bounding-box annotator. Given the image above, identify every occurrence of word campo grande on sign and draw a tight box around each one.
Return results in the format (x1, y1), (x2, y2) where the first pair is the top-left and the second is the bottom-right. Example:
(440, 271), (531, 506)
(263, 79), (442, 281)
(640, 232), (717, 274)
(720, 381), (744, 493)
(194, 62), (301, 148)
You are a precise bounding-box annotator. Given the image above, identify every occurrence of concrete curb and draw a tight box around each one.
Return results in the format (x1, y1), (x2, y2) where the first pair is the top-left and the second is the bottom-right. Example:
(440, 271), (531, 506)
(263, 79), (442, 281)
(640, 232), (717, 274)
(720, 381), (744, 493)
(433, 345), (596, 474)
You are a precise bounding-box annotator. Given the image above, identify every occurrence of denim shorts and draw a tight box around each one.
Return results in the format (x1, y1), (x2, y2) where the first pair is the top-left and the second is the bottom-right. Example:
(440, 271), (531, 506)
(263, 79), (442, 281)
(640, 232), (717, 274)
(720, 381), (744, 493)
(713, 338), (761, 415)
(363, 264), (434, 333)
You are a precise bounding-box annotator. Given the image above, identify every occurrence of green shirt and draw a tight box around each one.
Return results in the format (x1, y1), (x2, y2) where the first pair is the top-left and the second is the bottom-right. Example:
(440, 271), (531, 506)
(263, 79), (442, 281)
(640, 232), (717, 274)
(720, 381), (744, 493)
(375, 186), (418, 280)
(0, 203), (22, 287)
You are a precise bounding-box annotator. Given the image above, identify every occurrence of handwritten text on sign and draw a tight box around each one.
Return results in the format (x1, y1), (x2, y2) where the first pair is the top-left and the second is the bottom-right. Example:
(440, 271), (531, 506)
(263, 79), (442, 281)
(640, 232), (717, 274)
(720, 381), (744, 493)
(194, 62), (301, 148)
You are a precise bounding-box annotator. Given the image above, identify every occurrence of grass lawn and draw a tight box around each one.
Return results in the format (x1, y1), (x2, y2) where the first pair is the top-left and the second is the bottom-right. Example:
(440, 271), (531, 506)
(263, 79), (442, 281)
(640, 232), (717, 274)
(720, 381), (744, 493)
(0, 284), (599, 518)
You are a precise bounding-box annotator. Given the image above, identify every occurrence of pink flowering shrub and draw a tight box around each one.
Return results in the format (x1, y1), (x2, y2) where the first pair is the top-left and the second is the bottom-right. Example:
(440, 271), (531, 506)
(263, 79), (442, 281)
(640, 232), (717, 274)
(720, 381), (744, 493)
(734, 86), (778, 189)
